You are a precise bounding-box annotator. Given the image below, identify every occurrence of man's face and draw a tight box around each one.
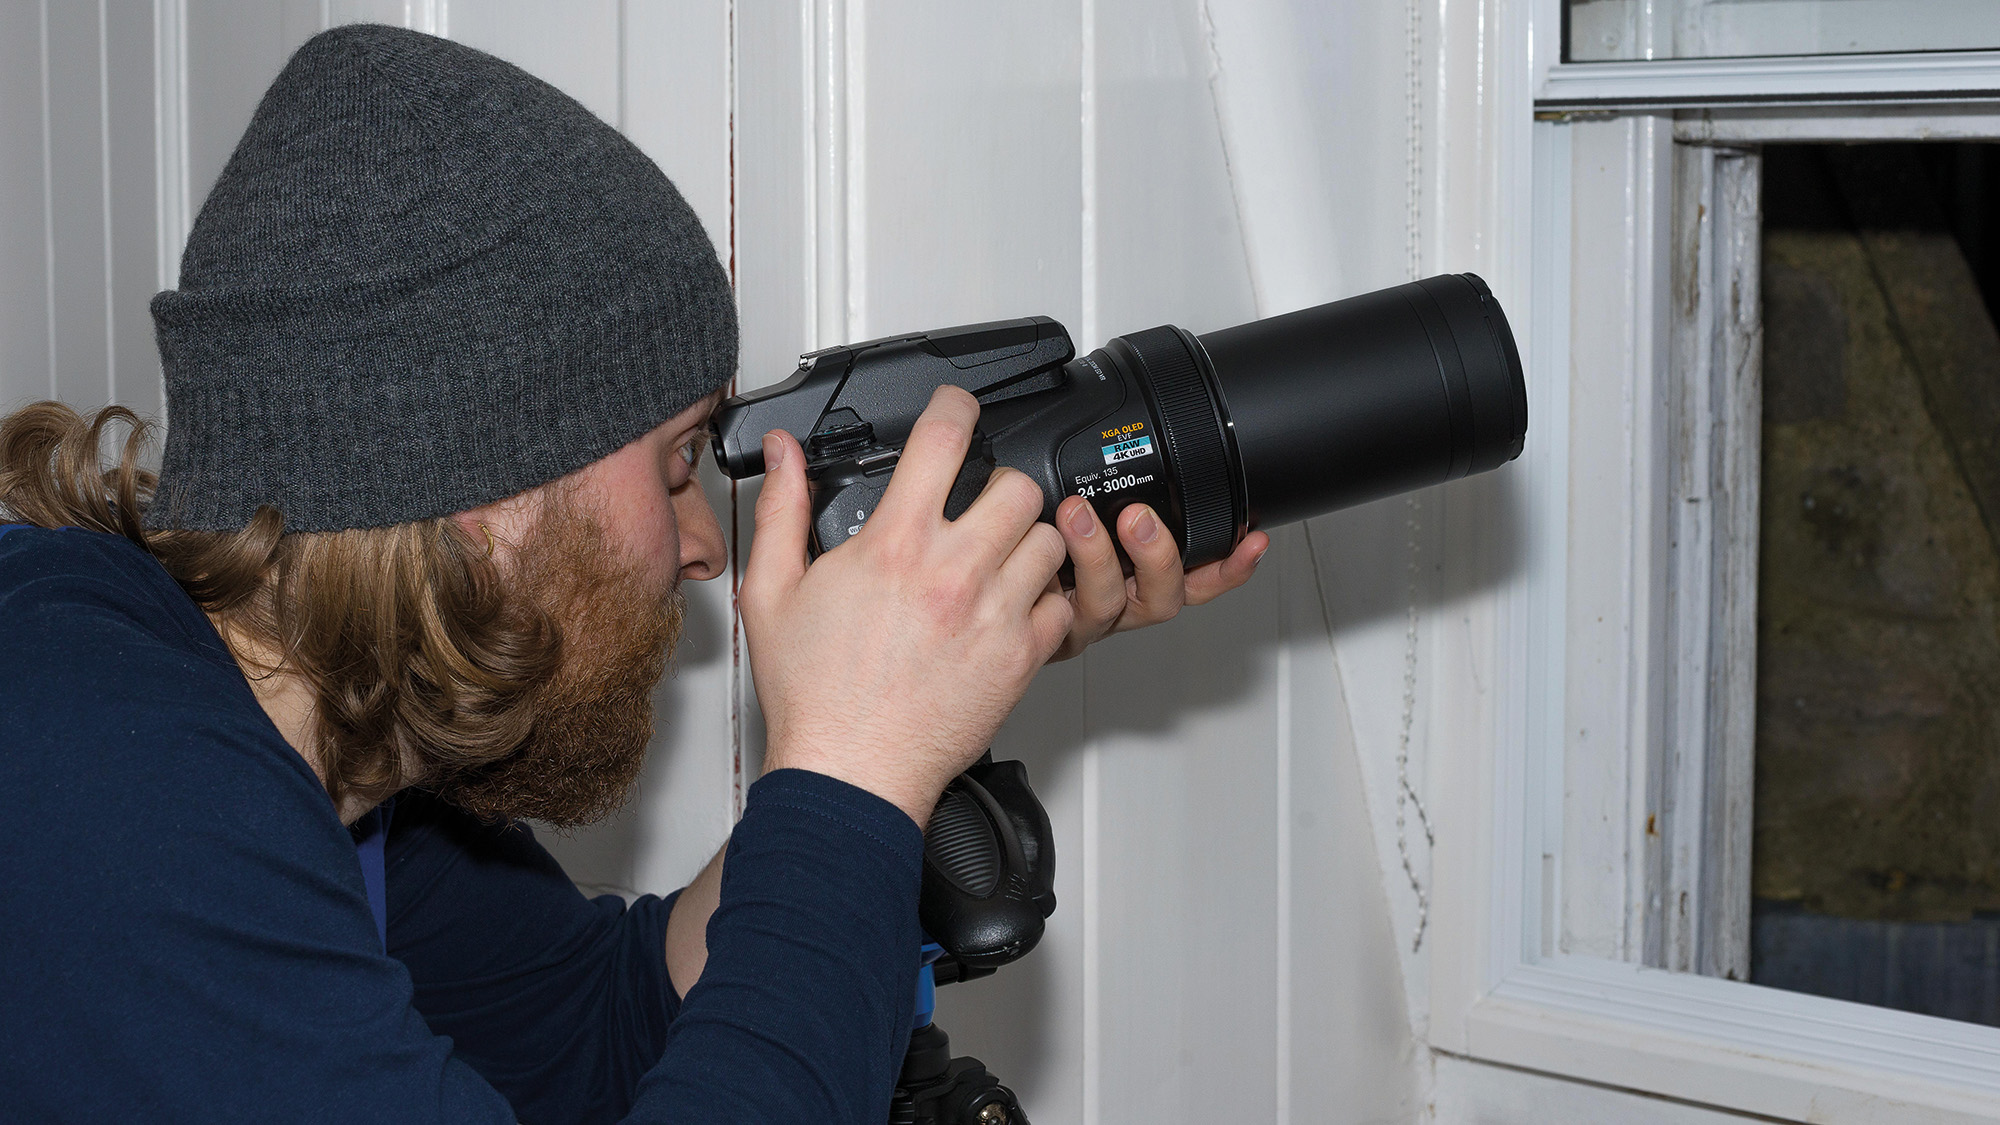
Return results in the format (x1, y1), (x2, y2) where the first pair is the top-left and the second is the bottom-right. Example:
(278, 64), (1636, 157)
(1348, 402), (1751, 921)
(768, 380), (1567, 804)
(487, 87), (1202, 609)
(566, 389), (729, 598)
(440, 392), (726, 826)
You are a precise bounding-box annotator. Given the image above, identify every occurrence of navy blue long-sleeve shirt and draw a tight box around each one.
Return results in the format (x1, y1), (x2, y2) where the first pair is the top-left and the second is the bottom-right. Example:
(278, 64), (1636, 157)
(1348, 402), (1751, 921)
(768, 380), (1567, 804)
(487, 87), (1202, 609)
(0, 525), (921, 1123)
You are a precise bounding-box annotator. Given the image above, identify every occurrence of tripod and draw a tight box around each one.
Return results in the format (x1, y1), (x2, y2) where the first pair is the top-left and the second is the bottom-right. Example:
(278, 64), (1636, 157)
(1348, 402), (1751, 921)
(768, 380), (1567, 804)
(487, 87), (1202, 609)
(889, 754), (1056, 1125)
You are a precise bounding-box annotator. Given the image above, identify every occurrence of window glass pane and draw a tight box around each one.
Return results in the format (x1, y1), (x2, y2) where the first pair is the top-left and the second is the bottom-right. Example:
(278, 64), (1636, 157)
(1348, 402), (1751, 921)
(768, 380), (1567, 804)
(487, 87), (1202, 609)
(1753, 142), (2000, 1026)
(1566, 0), (2000, 62)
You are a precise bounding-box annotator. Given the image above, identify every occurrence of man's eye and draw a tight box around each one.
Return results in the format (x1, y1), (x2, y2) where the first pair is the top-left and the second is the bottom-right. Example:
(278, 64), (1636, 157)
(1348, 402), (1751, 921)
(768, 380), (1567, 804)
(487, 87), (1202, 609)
(678, 433), (710, 468)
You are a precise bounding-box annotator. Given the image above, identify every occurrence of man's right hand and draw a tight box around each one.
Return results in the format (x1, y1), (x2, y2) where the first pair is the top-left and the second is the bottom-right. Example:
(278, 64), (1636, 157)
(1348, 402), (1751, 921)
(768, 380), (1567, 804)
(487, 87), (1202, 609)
(738, 385), (1074, 829)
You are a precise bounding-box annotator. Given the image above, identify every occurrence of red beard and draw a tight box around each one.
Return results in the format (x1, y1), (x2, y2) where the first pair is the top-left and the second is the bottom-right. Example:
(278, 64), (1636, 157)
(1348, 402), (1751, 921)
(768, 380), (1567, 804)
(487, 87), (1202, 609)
(432, 492), (684, 829)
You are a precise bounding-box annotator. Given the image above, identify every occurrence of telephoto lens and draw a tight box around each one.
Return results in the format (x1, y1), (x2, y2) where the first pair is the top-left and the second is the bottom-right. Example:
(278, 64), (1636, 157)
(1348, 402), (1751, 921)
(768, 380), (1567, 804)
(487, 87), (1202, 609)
(710, 272), (1526, 569)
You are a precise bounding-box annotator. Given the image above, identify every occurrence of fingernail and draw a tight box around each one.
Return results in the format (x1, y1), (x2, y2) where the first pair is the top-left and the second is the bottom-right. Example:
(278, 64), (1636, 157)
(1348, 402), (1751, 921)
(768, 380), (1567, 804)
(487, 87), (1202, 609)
(1252, 543), (1270, 566)
(762, 433), (783, 470)
(1067, 501), (1097, 538)
(1133, 509), (1160, 544)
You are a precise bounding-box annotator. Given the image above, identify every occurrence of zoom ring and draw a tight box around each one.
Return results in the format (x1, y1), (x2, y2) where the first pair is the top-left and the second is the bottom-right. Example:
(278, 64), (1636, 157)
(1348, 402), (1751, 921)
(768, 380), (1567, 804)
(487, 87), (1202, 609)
(1122, 327), (1238, 565)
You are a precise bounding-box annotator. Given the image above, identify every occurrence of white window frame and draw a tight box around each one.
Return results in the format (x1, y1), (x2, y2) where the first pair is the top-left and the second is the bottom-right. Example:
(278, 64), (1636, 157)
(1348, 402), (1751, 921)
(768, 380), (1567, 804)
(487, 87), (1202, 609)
(1534, 0), (2000, 110)
(1541, 51), (2000, 111)
(1427, 2), (2000, 1119)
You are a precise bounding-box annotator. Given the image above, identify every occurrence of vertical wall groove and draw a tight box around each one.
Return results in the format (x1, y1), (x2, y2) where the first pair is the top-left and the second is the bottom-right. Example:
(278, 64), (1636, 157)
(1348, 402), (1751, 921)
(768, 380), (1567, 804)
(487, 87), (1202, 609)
(613, 0), (626, 132)
(840, 0), (863, 337)
(1078, 0), (1098, 347)
(1076, 8), (1102, 1118)
(153, 0), (187, 291)
(39, 0), (56, 397)
(153, 0), (187, 428)
(811, 0), (846, 348)
(98, 0), (116, 402)
(1275, 643), (1293, 1123)
(726, 0), (744, 820)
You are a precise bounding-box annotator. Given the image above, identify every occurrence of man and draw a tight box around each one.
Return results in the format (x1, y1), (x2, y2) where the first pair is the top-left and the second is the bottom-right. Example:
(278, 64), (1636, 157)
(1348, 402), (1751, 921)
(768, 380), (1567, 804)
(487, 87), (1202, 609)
(0, 24), (1267, 1124)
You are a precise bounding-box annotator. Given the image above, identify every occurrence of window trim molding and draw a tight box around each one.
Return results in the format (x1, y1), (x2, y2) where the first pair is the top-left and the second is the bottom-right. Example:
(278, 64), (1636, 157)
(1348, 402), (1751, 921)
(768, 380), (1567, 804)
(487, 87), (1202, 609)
(1656, 141), (1760, 982)
(1429, 11), (2000, 1112)
(1539, 50), (2000, 112)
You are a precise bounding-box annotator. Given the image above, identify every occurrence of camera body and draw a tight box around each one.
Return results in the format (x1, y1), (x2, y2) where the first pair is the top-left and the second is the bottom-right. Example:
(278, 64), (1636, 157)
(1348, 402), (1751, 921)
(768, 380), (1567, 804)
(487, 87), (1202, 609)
(713, 315), (1218, 565)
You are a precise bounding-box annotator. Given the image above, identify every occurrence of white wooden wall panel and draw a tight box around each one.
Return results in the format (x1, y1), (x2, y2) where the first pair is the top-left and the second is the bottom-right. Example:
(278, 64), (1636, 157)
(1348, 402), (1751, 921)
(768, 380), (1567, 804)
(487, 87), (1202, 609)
(105, 0), (161, 419)
(46, 1), (114, 408)
(1266, 529), (1424, 1125)
(0, 1), (161, 420)
(182, 1), (318, 219)
(1089, 0), (1253, 338)
(448, 1), (620, 130)
(733, 0), (810, 386)
(1080, 5), (1275, 1123)
(621, 1), (731, 266)
(0, 3), (54, 410)
(848, 1), (1084, 335)
(1203, 0), (1461, 1049)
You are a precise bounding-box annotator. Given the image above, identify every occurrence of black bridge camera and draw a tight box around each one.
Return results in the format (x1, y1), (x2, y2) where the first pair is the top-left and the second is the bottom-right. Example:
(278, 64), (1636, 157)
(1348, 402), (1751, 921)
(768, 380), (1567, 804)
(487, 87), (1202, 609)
(710, 273), (1527, 1124)
(714, 272), (1524, 571)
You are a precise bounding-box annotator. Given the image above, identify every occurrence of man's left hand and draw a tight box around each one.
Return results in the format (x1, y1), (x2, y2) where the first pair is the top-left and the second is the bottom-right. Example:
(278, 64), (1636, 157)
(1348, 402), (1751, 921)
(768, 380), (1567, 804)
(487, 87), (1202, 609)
(1047, 495), (1270, 663)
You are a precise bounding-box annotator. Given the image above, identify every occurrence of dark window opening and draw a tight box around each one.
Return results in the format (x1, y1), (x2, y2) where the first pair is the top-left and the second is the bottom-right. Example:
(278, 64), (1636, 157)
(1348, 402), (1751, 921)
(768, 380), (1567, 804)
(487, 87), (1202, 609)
(1753, 143), (2000, 1026)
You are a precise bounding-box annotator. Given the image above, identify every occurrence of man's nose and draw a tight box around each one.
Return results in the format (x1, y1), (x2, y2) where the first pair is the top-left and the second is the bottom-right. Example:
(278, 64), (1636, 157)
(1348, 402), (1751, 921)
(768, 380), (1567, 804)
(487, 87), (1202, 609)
(677, 481), (726, 583)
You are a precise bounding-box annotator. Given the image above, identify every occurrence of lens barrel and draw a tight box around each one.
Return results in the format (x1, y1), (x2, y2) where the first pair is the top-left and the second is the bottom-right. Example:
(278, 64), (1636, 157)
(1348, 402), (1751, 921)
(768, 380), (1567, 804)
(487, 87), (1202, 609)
(1102, 273), (1526, 551)
(1197, 273), (1524, 530)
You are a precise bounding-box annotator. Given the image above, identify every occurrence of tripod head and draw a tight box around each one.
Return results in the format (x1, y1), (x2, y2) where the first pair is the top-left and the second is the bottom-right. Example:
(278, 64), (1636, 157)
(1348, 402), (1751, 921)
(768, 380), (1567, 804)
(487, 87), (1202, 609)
(920, 756), (1056, 968)
(893, 1021), (1023, 1125)
(894, 755), (1056, 1125)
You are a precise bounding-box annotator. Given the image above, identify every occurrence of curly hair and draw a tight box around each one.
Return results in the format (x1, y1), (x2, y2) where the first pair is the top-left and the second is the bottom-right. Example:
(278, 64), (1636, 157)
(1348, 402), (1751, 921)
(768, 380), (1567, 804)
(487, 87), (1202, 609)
(0, 401), (564, 813)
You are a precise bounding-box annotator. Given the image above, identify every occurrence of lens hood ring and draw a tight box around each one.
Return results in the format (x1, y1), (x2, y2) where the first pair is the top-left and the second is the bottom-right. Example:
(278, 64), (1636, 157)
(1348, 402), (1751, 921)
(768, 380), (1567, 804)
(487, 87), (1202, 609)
(1113, 327), (1244, 566)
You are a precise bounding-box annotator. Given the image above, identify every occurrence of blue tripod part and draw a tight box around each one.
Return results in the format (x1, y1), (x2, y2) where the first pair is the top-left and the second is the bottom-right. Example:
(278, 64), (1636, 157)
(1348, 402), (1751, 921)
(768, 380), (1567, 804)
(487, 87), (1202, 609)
(915, 941), (944, 1028)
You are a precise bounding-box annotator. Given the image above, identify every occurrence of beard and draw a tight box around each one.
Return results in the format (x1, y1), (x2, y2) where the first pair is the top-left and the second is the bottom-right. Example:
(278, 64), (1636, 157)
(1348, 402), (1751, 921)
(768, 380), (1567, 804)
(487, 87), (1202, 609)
(432, 490), (686, 829)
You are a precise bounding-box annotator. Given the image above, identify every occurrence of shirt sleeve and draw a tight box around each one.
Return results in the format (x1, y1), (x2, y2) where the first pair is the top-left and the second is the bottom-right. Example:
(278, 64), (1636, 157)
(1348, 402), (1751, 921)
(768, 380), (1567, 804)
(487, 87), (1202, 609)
(389, 774), (925, 1125)
(385, 791), (683, 1125)
(628, 769), (924, 1125)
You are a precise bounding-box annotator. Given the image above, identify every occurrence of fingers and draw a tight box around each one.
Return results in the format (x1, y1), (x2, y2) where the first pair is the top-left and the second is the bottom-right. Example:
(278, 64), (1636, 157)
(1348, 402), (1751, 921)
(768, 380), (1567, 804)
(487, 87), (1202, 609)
(853, 388), (1056, 585)
(743, 430), (810, 600)
(998, 521), (1068, 612)
(1057, 495), (1126, 633)
(955, 466), (1048, 561)
(1185, 530), (1270, 606)
(1027, 586), (1078, 662)
(1117, 503), (1187, 624)
(875, 386), (981, 527)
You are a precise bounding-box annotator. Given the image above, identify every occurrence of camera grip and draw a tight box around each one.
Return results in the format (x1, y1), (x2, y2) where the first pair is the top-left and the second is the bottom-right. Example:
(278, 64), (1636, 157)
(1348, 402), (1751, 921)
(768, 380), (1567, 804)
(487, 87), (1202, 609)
(805, 436), (997, 557)
(809, 475), (890, 557)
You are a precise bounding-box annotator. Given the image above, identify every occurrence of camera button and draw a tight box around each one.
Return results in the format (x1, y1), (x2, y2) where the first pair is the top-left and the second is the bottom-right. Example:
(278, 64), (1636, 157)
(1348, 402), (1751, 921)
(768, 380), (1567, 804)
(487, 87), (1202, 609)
(856, 447), (902, 473)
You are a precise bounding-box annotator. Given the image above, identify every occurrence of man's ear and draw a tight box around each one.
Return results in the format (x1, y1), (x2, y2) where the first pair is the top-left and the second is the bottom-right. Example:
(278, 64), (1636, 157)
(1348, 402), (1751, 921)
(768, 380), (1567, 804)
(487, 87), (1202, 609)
(453, 490), (539, 561)
(447, 509), (484, 547)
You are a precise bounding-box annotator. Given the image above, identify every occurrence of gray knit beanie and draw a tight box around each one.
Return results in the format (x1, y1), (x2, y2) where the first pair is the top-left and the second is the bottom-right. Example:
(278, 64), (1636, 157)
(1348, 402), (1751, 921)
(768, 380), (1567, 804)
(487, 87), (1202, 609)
(150, 24), (737, 532)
